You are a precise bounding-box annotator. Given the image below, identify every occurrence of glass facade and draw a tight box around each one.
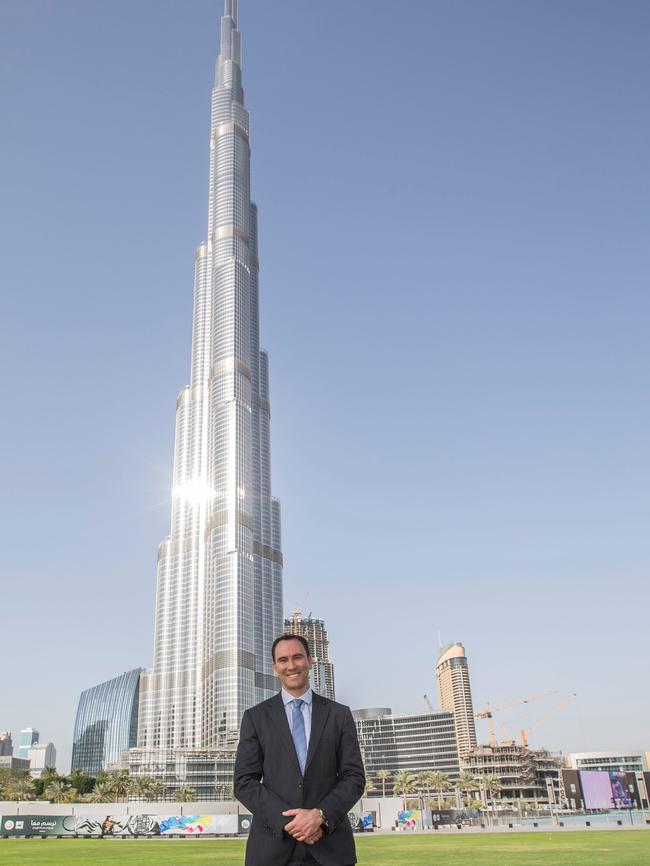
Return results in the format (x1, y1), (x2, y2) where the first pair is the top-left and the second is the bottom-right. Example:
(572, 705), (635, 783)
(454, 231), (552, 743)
(138, 0), (283, 754)
(71, 669), (142, 774)
(353, 708), (460, 792)
(18, 728), (38, 759)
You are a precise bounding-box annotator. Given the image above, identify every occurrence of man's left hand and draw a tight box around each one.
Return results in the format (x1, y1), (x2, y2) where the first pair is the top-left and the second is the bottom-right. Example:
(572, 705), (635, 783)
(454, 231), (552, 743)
(282, 808), (323, 843)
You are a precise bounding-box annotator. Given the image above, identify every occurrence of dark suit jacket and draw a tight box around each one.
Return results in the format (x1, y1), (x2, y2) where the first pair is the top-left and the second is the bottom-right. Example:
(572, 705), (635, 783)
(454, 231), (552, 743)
(234, 691), (365, 866)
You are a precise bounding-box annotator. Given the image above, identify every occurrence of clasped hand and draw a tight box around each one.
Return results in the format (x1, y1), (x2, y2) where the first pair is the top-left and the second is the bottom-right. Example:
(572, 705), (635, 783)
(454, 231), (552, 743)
(282, 808), (323, 844)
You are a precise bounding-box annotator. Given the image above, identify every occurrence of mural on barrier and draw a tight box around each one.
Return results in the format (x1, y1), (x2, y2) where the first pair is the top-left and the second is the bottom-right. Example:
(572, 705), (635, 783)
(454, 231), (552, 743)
(0, 813), (238, 837)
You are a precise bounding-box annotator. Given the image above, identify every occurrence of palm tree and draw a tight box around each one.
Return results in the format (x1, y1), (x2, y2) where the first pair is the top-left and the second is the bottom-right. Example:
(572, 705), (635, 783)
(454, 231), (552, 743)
(362, 778), (376, 797)
(376, 770), (392, 798)
(86, 781), (113, 803)
(40, 765), (61, 785)
(459, 771), (479, 806)
(430, 771), (451, 809)
(45, 780), (77, 804)
(483, 775), (502, 816)
(393, 770), (416, 796)
(128, 775), (154, 801)
(177, 785), (196, 803)
(148, 779), (164, 801)
(107, 770), (130, 802)
(6, 777), (34, 802)
(415, 771), (436, 799)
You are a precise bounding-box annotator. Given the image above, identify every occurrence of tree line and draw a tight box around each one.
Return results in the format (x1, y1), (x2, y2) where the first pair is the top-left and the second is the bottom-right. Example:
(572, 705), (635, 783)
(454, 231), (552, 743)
(0, 767), (197, 804)
(365, 769), (502, 809)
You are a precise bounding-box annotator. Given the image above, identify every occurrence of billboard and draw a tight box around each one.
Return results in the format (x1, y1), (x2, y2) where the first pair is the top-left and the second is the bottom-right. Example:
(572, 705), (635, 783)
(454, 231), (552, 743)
(0, 813), (238, 837)
(579, 771), (640, 810)
(397, 809), (421, 829)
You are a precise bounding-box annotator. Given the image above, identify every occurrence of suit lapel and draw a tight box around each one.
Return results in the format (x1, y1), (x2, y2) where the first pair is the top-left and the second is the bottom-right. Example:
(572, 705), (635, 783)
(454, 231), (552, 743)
(304, 692), (331, 774)
(267, 692), (302, 775)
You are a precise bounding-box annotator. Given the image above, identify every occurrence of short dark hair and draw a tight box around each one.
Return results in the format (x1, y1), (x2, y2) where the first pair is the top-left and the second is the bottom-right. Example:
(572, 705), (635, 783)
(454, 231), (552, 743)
(272, 633), (311, 661)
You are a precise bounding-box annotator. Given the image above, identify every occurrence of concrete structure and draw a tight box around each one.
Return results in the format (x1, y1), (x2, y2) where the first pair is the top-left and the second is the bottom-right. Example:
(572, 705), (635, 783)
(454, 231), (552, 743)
(352, 707), (460, 792)
(26, 743), (56, 778)
(71, 669), (143, 774)
(284, 611), (335, 700)
(436, 643), (477, 759)
(0, 756), (29, 774)
(137, 0), (283, 756)
(0, 732), (12, 757)
(17, 728), (38, 760)
(126, 748), (236, 801)
(463, 743), (563, 804)
(567, 751), (649, 774)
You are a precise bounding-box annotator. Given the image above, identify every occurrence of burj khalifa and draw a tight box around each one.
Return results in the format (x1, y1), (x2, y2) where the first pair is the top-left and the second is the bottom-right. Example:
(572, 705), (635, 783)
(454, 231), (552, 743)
(138, 0), (283, 751)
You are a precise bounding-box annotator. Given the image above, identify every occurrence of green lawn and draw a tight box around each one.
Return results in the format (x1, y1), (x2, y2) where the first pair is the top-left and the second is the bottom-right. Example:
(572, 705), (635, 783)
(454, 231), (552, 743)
(0, 831), (648, 866)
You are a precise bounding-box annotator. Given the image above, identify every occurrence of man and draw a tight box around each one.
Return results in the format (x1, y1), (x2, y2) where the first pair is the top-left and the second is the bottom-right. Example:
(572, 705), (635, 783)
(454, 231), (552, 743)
(234, 634), (365, 866)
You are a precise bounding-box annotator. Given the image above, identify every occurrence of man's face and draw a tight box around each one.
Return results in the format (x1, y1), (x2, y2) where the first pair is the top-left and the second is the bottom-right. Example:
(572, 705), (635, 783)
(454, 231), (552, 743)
(273, 638), (312, 695)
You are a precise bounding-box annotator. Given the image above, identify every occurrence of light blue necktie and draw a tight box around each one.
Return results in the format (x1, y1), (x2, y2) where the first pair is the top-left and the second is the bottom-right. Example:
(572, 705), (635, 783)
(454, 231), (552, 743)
(291, 698), (308, 774)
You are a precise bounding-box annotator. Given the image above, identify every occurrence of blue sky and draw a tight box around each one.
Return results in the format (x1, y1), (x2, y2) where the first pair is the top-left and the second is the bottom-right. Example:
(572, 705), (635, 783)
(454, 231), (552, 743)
(1, 0), (648, 772)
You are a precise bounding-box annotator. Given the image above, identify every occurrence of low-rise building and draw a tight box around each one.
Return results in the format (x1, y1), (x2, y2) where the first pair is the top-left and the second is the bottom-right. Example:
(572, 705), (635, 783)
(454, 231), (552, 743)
(0, 755), (30, 774)
(125, 748), (236, 800)
(566, 751), (648, 774)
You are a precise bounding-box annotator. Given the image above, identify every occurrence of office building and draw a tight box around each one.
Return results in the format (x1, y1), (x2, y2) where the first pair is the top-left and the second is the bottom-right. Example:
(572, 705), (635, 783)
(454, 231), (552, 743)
(17, 728), (39, 760)
(0, 756), (30, 774)
(27, 742), (56, 778)
(71, 668), (143, 774)
(137, 0), (283, 753)
(436, 642), (477, 758)
(285, 611), (335, 700)
(0, 732), (12, 757)
(353, 708), (460, 793)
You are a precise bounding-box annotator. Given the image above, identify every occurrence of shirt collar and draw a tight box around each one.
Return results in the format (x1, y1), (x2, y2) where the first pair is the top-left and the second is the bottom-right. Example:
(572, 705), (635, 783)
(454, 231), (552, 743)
(281, 686), (313, 706)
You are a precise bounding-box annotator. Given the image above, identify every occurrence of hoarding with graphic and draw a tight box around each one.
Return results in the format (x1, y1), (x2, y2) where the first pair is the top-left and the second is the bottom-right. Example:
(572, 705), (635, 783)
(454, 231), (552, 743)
(0, 813), (238, 837)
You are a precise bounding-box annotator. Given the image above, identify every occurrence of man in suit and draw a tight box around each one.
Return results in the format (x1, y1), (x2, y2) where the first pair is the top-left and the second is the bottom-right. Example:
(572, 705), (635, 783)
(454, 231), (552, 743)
(234, 633), (365, 866)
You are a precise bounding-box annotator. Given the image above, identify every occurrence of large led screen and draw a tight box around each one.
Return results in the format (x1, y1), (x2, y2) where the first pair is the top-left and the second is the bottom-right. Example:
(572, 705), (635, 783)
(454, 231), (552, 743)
(580, 771), (615, 809)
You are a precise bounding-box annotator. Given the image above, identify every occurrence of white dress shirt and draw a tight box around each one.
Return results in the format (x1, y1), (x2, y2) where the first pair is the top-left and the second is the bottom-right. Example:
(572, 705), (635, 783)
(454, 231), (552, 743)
(281, 686), (313, 747)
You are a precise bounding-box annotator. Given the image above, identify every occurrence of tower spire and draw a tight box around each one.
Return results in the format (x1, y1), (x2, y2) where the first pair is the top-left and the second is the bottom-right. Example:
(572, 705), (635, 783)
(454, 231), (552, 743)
(218, 0), (242, 96)
(224, 0), (237, 25)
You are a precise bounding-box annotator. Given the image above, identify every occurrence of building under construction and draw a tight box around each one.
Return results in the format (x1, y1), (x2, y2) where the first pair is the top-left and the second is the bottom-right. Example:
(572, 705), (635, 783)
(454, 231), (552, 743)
(284, 611), (335, 700)
(463, 743), (563, 804)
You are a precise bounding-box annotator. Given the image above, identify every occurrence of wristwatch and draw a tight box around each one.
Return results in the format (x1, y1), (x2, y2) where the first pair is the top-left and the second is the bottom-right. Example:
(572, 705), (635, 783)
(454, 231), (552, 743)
(318, 809), (329, 832)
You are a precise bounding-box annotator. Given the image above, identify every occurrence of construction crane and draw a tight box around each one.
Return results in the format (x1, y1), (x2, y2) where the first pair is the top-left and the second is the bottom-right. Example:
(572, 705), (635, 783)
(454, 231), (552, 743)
(520, 693), (577, 748)
(423, 694), (434, 713)
(475, 690), (559, 747)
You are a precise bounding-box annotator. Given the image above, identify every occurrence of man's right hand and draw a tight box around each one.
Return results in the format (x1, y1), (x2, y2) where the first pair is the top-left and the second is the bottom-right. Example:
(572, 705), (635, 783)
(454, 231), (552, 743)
(303, 827), (323, 845)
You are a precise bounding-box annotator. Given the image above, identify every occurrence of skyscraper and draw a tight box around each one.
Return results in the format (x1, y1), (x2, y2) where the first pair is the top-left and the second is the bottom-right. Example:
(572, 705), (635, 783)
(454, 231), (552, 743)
(0, 732), (12, 757)
(18, 728), (39, 759)
(138, 0), (283, 752)
(436, 642), (477, 758)
(71, 669), (142, 774)
(285, 611), (336, 700)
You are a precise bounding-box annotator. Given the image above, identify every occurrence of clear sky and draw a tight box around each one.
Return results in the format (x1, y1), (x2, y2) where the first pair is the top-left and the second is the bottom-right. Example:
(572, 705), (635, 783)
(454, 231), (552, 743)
(1, 0), (648, 773)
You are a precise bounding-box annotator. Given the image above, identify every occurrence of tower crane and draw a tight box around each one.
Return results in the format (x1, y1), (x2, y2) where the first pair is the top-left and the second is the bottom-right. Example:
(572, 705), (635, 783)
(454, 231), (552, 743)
(520, 693), (577, 748)
(475, 690), (559, 747)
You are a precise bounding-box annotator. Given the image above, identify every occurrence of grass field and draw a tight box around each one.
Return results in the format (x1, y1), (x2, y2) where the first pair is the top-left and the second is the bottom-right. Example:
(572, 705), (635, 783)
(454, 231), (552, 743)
(1, 831), (649, 866)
